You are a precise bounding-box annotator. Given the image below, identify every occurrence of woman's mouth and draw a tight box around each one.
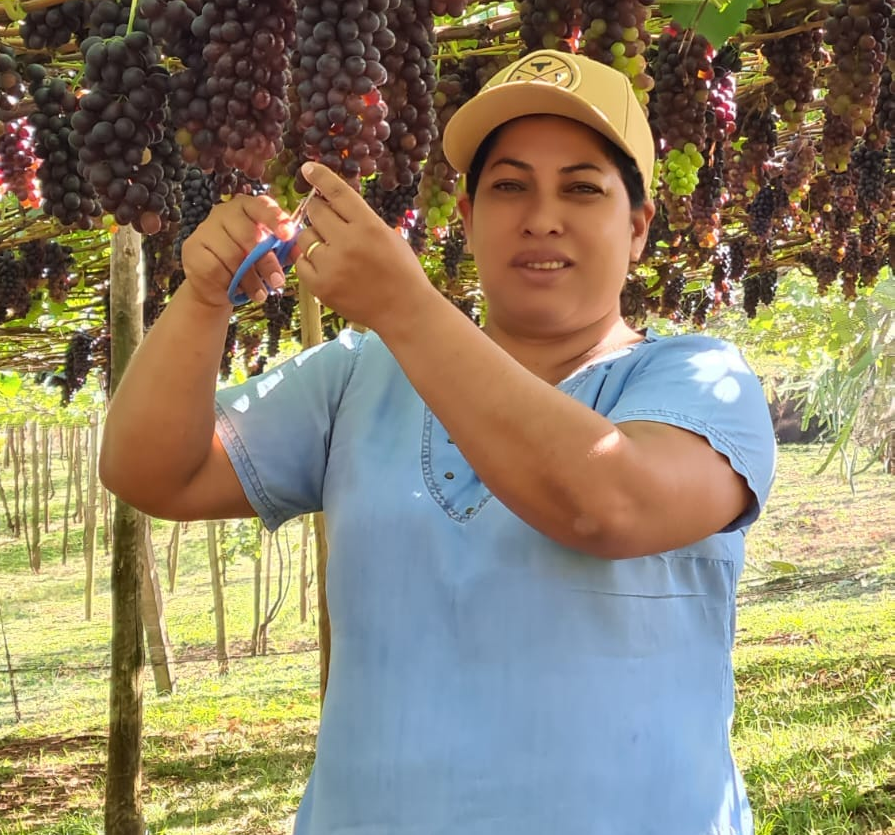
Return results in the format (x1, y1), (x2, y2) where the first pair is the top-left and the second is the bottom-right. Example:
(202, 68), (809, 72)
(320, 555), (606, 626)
(512, 251), (573, 278)
(522, 261), (567, 271)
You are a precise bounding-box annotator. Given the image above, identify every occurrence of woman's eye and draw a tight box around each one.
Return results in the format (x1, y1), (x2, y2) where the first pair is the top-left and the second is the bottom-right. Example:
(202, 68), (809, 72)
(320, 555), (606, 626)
(492, 180), (524, 191)
(570, 183), (604, 194)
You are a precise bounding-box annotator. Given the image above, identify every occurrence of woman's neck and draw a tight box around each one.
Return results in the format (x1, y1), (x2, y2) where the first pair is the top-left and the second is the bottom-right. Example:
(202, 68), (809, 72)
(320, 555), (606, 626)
(482, 317), (644, 385)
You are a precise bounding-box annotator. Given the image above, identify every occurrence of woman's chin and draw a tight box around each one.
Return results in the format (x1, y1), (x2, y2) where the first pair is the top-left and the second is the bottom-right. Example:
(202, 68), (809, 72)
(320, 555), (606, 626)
(485, 305), (585, 339)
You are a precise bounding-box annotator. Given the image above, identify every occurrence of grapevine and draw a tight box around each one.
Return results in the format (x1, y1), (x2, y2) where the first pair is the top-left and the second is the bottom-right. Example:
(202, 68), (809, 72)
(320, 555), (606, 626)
(650, 24), (714, 202)
(20, 1), (87, 51)
(290, 0), (394, 190)
(762, 22), (825, 129)
(190, 0), (297, 180)
(580, 0), (652, 112)
(61, 331), (94, 405)
(0, 120), (39, 208)
(520, 0), (582, 56)
(72, 29), (179, 233)
(27, 65), (103, 229)
(0, 251), (31, 324)
(821, 0), (891, 172)
(378, 0), (437, 190)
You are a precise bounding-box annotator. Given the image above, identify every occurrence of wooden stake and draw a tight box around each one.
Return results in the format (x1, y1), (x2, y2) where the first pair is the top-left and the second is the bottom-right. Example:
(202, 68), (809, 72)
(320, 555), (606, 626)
(140, 524), (176, 696)
(29, 421), (41, 573)
(207, 520), (229, 675)
(0, 605), (21, 723)
(299, 281), (330, 704)
(73, 425), (83, 524)
(9, 426), (21, 537)
(105, 223), (146, 835)
(84, 413), (99, 620)
(61, 426), (75, 565)
(165, 523), (180, 594)
(41, 424), (50, 532)
(299, 516), (309, 624)
(0, 471), (13, 533)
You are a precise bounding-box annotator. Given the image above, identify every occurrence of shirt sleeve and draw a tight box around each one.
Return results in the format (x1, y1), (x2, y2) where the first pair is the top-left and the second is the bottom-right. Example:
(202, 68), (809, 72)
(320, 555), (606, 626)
(214, 329), (366, 530)
(605, 334), (777, 531)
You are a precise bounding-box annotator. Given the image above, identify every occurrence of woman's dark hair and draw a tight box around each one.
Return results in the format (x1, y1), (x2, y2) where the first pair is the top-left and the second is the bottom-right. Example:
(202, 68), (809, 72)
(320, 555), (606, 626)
(464, 121), (647, 209)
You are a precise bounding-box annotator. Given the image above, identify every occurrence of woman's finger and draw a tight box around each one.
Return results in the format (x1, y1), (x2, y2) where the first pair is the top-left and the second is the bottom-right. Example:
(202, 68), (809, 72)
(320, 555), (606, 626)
(237, 259), (280, 304)
(254, 251), (286, 291)
(294, 229), (323, 262)
(234, 193), (296, 241)
(300, 162), (367, 224)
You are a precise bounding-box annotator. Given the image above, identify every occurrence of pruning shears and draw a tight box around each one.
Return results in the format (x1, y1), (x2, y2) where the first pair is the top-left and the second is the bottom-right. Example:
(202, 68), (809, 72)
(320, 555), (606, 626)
(227, 193), (313, 306)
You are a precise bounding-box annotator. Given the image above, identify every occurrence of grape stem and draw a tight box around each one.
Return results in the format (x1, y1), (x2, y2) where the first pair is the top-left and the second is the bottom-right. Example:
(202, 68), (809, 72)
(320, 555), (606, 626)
(433, 42), (517, 62)
(434, 12), (521, 43)
(0, 0), (69, 23)
(124, 0), (139, 37)
(743, 19), (825, 43)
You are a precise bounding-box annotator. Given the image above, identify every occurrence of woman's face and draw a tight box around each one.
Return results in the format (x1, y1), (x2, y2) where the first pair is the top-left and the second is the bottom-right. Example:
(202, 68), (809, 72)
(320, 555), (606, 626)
(458, 115), (654, 340)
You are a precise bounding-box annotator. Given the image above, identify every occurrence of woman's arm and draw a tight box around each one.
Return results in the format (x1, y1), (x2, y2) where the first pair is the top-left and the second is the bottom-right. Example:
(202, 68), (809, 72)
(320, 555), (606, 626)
(99, 195), (294, 521)
(293, 164), (768, 559)
(380, 297), (755, 558)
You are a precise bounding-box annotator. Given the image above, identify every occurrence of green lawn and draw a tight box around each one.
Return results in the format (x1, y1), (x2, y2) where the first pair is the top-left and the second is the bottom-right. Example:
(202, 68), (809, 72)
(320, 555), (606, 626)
(0, 444), (892, 835)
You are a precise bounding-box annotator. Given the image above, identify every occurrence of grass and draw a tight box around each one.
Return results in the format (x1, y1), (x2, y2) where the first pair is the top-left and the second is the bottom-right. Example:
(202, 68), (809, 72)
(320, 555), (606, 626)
(0, 444), (892, 835)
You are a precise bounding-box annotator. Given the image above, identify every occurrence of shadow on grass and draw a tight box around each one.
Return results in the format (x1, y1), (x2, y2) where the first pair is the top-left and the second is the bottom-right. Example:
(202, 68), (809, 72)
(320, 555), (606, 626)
(145, 728), (316, 833)
(733, 654), (891, 740)
(738, 565), (892, 604)
(0, 734), (108, 831)
(748, 755), (895, 835)
(0, 728), (318, 835)
(154, 801), (291, 835)
(736, 688), (885, 732)
(736, 653), (890, 691)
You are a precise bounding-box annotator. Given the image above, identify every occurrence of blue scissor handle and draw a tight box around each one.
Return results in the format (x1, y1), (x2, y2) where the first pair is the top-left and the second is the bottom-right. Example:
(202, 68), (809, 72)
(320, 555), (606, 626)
(227, 232), (298, 306)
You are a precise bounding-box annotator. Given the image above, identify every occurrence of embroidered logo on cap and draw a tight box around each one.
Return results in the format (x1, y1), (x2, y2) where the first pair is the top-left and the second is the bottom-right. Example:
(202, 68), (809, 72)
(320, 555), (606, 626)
(505, 53), (581, 91)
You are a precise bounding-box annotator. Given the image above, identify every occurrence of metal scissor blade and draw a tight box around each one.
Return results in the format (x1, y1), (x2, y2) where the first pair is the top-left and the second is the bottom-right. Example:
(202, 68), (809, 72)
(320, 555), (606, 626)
(288, 191), (315, 226)
(226, 192), (316, 307)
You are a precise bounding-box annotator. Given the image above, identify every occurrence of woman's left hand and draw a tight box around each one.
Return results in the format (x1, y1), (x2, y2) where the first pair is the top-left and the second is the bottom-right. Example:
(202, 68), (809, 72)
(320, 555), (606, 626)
(292, 162), (441, 333)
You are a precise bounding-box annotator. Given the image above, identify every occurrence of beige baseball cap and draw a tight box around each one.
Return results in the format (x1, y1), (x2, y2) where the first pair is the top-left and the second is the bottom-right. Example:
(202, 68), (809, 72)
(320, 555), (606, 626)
(442, 49), (655, 191)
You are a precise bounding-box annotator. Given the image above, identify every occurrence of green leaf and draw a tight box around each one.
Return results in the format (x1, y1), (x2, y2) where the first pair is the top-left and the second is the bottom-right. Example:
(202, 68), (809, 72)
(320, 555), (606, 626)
(659, 0), (760, 47)
(870, 274), (895, 311)
(0, 372), (22, 398)
(0, 0), (25, 20)
(22, 299), (43, 326)
(766, 560), (799, 574)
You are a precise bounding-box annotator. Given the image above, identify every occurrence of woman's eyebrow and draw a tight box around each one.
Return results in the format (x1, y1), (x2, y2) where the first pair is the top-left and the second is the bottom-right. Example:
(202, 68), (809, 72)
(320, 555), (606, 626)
(487, 157), (532, 171)
(561, 162), (604, 174)
(487, 158), (605, 175)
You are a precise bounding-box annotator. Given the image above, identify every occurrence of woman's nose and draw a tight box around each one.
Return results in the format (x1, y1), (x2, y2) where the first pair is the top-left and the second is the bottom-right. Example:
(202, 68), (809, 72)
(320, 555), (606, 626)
(521, 193), (564, 237)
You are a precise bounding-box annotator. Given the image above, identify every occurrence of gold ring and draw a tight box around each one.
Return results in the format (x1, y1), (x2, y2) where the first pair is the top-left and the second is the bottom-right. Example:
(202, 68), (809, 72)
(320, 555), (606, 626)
(305, 239), (323, 259)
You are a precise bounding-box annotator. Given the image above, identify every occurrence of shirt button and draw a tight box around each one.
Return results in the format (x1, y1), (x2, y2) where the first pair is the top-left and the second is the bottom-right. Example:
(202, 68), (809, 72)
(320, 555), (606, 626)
(465, 507), (475, 515)
(447, 438), (455, 444)
(444, 471), (455, 479)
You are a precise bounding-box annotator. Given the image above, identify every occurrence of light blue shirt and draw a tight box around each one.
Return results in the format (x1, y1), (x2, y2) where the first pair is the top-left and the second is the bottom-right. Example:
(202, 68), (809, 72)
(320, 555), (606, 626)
(216, 328), (776, 835)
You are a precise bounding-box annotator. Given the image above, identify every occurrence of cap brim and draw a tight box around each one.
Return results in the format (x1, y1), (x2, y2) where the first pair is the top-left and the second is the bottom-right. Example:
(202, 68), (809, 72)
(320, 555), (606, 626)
(442, 83), (638, 177)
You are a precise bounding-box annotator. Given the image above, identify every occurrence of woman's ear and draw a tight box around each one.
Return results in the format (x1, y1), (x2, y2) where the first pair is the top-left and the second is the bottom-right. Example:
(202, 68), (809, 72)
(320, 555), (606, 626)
(629, 198), (655, 264)
(457, 193), (474, 254)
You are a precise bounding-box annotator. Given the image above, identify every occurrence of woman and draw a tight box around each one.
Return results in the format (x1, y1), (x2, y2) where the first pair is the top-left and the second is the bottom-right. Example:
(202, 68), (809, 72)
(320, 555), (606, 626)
(101, 49), (776, 835)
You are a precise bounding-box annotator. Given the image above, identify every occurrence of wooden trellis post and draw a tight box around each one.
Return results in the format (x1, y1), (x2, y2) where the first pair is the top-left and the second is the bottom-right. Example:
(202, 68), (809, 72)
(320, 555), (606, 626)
(299, 282), (330, 702)
(105, 224), (146, 835)
(28, 422), (40, 573)
(84, 412), (98, 619)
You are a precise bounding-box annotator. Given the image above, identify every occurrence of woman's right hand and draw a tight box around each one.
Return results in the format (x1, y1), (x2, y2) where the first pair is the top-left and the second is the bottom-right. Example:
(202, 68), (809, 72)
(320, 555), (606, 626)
(181, 193), (297, 309)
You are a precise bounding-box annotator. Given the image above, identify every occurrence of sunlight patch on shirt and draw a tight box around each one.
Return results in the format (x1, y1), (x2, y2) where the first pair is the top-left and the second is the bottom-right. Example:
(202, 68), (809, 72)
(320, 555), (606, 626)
(291, 329), (359, 371)
(292, 342), (328, 368)
(687, 347), (747, 404)
(232, 394), (250, 414)
(256, 368), (284, 399)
